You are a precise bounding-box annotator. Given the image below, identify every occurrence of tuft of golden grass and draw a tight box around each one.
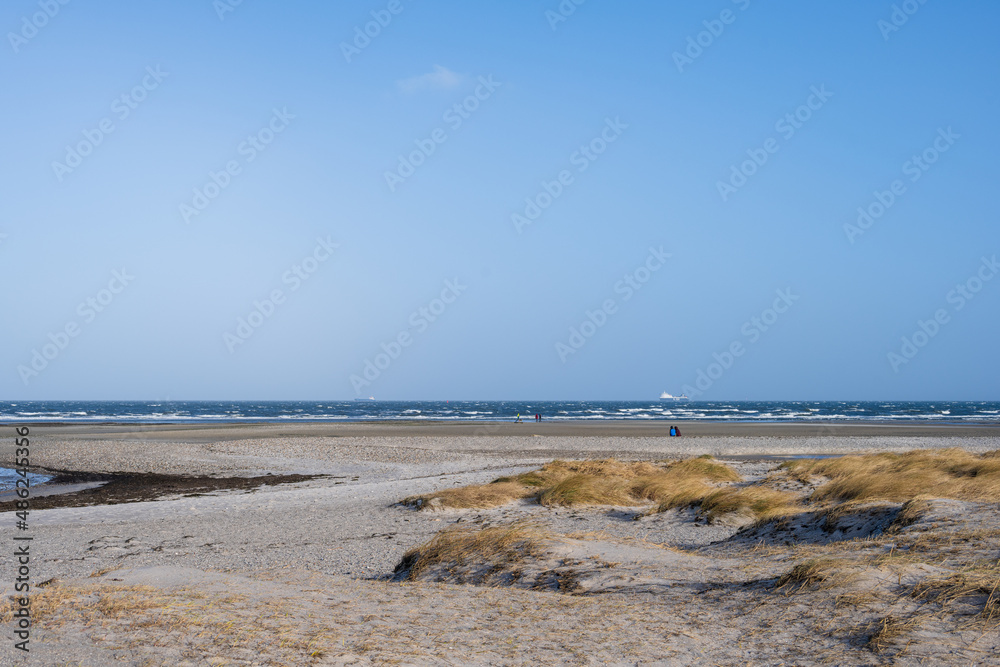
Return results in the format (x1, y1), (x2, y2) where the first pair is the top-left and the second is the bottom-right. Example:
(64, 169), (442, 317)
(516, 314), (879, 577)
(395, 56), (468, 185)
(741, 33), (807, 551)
(774, 558), (857, 594)
(699, 487), (800, 523)
(2, 581), (337, 662)
(395, 522), (548, 581)
(543, 459), (668, 480)
(782, 449), (1000, 503)
(666, 457), (742, 483)
(89, 567), (120, 579)
(911, 567), (1000, 624)
(0, 584), (173, 628)
(864, 614), (918, 653)
(402, 457), (743, 510)
(401, 480), (528, 510)
(888, 497), (933, 532)
(538, 474), (632, 507)
(835, 590), (881, 609)
(646, 478), (717, 514)
(536, 458), (741, 509)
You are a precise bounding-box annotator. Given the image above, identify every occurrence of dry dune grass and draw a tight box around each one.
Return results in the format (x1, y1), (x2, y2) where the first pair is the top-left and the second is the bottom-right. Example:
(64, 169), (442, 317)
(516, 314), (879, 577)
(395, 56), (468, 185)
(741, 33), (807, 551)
(864, 614), (920, 653)
(783, 449), (1000, 503)
(403, 480), (528, 510)
(395, 522), (548, 581)
(402, 456), (805, 523)
(538, 474), (634, 507)
(513, 458), (739, 510)
(699, 486), (800, 523)
(1, 582), (333, 661)
(774, 558), (858, 594)
(645, 477), (717, 513)
(888, 497), (934, 531)
(0, 584), (163, 625)
(662, 456), (744, 483)
(911, 567), (1000, 624)
(0, 583), (233, 628)
(403, 457), (743, 511)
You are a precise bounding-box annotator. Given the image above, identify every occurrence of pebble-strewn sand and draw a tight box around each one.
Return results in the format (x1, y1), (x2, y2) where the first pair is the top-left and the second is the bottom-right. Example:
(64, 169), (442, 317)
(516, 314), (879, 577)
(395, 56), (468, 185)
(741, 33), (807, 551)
(2, 422), (998, 665)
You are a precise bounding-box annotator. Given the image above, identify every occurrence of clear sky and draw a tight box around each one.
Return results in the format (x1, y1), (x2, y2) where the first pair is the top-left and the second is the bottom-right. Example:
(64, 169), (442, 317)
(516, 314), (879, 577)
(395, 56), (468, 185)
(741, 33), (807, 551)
(2, 0), (998, 401)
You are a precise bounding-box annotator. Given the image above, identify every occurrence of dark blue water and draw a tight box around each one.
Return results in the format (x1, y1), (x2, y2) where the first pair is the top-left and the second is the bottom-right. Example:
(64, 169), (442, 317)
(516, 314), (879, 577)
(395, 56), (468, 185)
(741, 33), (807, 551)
(0, 400), (997, 423)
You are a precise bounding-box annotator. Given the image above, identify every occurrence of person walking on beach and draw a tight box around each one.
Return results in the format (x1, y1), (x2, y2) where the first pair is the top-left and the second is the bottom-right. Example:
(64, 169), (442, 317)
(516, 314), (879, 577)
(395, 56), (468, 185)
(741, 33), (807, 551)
(535, 413), (540, 422)
(669, 425), (677, 437)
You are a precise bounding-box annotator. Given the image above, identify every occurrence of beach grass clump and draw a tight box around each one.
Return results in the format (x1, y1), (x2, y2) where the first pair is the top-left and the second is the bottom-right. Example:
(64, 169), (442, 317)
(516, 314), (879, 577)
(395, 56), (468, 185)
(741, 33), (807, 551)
(643, 456), (745, 513)
(394, 522), (546, 581)
(887, 497), (934, 532)
(699, 486), (800, 523)
(642, 477), (718, 513)
(2, 581), (335, 661)
(910, 567), (1000, 623)
(0, 585), (90, 624)
(0, 583), (186, 628)
(535, 457), (741, 509)
(537, 474), (633, 507)
(403, 457), (743, 510)
(401, 480), (529, 510)
(666, 456), (743, 482)
(775, 558), (858, 594)
(782, 449), (1000, 503)
(864, 615), (919, 653)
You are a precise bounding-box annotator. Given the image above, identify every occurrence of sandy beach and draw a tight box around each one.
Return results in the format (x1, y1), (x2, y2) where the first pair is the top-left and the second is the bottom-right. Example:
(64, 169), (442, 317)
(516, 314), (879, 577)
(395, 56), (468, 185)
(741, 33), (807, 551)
(3, 422), (999, 665)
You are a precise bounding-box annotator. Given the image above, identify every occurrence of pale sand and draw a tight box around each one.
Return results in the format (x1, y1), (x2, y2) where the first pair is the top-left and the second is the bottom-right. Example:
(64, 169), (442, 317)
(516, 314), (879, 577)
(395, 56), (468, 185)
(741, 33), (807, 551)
(2, 422), (999, 665)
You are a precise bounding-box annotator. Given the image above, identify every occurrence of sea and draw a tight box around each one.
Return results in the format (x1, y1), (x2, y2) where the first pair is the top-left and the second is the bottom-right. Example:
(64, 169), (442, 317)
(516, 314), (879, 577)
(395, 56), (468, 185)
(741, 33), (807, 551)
(1, 400), (998, 424)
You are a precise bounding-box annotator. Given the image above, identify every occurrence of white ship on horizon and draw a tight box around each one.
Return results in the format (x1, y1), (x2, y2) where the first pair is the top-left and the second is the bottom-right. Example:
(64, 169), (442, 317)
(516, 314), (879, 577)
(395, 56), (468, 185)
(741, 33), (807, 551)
(659, 391), (689, 401)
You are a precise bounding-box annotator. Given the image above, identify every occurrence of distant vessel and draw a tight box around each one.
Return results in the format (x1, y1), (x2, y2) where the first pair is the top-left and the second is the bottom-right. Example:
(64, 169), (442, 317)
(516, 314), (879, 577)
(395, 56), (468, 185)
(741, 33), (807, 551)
(659, 392), (689, 401)
(354, 396), (376, 401)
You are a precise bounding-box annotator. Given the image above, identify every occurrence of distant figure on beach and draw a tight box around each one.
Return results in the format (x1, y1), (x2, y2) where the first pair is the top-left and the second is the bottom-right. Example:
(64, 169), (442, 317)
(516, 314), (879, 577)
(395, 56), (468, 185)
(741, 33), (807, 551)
(675, 426), (682, 437)
(535, 413), (540, 422)
(515, 413), (522, 423)
(669, 425), (677, 437)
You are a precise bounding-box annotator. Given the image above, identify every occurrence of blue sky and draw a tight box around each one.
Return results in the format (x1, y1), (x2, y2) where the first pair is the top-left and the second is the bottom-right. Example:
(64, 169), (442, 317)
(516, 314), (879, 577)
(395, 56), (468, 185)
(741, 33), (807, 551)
(2, 0), (998, 400)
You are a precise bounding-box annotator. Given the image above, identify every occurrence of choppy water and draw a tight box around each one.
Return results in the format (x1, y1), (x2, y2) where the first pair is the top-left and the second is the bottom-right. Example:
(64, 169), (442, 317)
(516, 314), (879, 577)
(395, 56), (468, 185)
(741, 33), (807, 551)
(0, 468), (52, 494)
(0, 400), (997, 423)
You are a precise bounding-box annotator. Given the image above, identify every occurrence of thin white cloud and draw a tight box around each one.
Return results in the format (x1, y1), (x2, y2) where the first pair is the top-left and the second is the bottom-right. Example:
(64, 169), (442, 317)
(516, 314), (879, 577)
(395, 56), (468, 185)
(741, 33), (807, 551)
(396, 65), (463, 94)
